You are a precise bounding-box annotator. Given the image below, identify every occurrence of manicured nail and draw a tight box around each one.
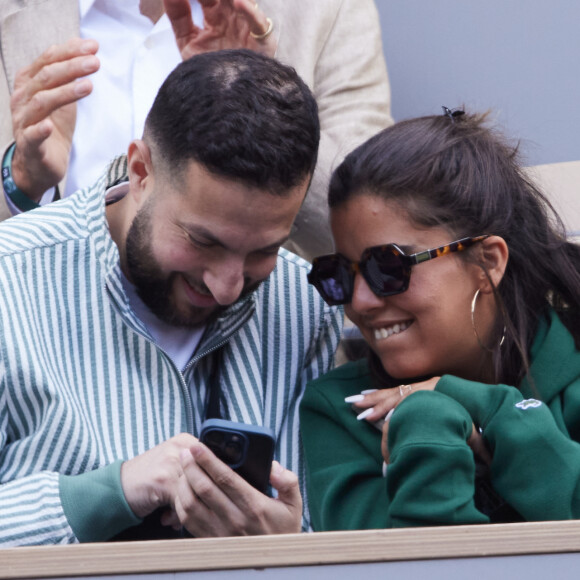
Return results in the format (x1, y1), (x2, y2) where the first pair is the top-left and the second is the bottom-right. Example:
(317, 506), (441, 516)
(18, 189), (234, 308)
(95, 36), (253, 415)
(384, 408), (395, 423)
(345, 394), (365, 403)
(361, 389), (378, 395)
(357, 408), (374, 421)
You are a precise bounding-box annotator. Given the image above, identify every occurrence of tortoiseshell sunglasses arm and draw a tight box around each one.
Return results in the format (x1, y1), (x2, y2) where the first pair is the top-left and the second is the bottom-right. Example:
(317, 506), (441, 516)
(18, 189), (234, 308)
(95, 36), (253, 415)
(408, 235), (490, 265)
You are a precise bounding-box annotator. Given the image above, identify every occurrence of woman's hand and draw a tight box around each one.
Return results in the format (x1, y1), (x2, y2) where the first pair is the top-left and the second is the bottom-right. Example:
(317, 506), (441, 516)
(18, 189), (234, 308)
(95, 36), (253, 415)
(345, 376), (441, 424)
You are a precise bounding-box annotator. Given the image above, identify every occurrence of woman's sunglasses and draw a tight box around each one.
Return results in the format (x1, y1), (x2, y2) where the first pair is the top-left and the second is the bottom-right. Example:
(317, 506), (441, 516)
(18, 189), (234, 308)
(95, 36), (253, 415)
(308, 235), (489, 306)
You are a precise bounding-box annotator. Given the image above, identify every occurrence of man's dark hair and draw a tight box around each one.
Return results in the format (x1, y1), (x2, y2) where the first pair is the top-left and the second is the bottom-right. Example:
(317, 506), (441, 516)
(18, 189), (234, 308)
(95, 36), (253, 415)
(144, 49), (320, 193)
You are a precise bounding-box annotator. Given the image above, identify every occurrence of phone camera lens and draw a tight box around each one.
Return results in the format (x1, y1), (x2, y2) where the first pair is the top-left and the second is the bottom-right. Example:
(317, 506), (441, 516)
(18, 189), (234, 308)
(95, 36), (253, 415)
(224, 434), (244, 463)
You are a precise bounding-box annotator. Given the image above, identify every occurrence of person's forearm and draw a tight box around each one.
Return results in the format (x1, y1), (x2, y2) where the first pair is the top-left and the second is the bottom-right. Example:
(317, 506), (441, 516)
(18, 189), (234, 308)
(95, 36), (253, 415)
(0, 471), (77, 546)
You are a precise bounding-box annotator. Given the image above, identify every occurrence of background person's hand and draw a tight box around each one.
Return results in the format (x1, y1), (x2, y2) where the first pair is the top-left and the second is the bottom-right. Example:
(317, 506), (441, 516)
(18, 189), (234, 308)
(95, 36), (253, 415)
(164, 0), (277, 60)
(9, 38), (100, 201)
(174, 441), (302, 536)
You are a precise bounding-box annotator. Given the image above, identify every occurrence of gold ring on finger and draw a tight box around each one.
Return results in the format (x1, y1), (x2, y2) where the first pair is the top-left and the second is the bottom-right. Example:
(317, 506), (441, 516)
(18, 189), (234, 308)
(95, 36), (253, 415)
(250, 17), (273, 40)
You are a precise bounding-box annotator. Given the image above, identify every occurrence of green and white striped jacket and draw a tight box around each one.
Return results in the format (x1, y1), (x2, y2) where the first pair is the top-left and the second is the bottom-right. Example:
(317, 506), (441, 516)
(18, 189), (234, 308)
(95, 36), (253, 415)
(0, 158), (342, 546)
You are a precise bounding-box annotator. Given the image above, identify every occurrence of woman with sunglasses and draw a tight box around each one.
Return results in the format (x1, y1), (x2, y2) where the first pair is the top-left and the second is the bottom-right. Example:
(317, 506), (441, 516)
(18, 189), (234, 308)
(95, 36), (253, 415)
(300, 109), (580, 529)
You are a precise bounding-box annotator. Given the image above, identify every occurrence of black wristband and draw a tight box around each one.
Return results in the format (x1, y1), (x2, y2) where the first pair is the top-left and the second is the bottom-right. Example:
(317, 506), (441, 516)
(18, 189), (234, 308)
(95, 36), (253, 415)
(2, 143), (40, 212)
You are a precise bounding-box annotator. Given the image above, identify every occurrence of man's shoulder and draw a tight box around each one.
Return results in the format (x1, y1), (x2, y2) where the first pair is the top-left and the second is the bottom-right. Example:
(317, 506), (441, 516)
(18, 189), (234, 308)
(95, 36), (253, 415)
(258, 248), (312, 291)
(276, 247), (312, 271)
(250, 248), (343, 336)
(262, 248), (326, 307)
(0, 188), (98, 258)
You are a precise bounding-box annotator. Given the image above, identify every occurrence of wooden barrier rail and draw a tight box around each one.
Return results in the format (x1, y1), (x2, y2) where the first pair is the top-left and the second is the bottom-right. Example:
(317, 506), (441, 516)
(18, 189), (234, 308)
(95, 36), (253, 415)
(2, 520), (580, 579)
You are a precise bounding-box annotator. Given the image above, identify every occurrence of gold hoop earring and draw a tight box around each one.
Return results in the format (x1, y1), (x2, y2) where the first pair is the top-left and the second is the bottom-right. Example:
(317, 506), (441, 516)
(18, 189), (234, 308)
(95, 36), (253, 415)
(471, 289), (506, 352)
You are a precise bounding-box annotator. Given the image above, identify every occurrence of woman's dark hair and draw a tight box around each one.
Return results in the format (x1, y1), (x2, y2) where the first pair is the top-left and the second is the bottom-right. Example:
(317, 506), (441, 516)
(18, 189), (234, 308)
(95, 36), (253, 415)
(329, 110), (580, 388)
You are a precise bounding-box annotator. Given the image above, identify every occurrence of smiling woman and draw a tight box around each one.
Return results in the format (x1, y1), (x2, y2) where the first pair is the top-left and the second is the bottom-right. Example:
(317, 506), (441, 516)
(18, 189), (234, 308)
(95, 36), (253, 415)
(300, 108), (580, 530)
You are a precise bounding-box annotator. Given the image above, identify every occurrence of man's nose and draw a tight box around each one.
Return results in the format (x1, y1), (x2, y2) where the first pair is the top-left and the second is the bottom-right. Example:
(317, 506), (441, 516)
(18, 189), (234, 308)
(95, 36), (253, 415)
(202, 258), (245, 306)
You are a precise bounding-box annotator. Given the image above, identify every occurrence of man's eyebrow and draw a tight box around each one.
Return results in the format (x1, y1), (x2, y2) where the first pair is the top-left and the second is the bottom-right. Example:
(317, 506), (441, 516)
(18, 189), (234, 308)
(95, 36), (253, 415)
(260, 235), (290, 252)
(184, 223), (223, 246)
(184, 223), (289, 252)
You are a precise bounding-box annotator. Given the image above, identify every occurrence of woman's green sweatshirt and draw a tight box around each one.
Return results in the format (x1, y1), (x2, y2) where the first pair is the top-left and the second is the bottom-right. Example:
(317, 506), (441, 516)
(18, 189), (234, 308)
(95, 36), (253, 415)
(300, 310), (580, 530)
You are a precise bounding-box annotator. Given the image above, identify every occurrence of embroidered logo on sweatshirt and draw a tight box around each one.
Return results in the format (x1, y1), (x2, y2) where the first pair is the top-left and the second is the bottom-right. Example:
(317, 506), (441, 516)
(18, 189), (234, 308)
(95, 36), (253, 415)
(515, 399), (542, 410)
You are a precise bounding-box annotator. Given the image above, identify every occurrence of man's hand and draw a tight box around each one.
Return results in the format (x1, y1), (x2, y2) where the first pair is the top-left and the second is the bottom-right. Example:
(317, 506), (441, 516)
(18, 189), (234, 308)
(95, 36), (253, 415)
(174, 442), (302, 536)
(121, 433), (198, 520)
(9, 38), (100, 201)
(164, 0), (277, 60)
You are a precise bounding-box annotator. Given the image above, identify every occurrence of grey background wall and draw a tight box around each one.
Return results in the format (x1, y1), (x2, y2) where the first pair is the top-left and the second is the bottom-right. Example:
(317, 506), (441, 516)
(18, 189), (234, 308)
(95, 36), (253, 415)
(376, 1), (579, 166)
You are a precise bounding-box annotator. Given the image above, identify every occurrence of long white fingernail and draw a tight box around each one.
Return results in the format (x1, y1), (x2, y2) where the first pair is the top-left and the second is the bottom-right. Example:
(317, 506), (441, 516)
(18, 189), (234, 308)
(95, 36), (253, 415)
(357, 408), (374, 421)
(345, 394), (365, 403)
(384, 408), (395, 423)
(361, 389), (378, 395)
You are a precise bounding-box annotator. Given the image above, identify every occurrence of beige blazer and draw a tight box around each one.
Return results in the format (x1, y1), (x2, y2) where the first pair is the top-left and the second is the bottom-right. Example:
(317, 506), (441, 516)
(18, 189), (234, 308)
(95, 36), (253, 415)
(0, 0), (392, 259)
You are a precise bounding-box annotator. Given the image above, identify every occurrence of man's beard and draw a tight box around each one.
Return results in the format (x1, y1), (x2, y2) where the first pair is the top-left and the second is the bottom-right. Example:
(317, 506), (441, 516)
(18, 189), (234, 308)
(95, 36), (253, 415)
(124, 201), (262, 328)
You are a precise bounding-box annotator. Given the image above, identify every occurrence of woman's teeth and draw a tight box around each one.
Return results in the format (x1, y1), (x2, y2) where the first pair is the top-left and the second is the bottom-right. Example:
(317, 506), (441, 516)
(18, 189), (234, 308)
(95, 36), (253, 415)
(373, 321), (411, 340)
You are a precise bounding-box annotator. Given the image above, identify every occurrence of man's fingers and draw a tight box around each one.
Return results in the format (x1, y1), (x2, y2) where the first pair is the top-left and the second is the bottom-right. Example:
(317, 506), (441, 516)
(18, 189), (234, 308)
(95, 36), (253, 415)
(12, 50), (98, 130)
(20, 38), (99, 83)
(269, 461), (301, 512)
(233, 0), (269, 36)
(13, 78), (91, 129)
(197, 0), (220, 9)
(19, 119), (54, 150)
(178, 445), (302, 536)
(177, 446), (246, 536)
(188, 442), (253, 506)
(164, 0), (202, 52)
(174, 457), (216, 532)
(15, 54), (99, 105)
(159, 508), (182, 530)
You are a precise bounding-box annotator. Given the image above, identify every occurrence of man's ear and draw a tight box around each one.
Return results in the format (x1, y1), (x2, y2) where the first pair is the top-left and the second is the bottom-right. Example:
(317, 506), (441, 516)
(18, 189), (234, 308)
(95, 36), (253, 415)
(477, 235), (509, 294)
(127, 139), (153, 203)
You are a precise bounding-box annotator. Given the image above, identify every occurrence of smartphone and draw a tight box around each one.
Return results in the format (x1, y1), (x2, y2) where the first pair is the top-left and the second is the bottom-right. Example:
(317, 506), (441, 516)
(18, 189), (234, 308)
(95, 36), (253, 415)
(199, 419), (276, 494)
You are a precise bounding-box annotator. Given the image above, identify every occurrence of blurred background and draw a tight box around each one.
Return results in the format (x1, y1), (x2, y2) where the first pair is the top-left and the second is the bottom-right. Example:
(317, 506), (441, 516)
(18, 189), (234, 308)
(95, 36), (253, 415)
(376, 0), (579, 166)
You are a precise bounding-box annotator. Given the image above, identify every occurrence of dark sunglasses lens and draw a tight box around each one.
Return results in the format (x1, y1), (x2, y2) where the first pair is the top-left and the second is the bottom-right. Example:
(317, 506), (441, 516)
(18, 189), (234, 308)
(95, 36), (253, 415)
(309, 256), (352, 305)
(364, 247), (407, 295)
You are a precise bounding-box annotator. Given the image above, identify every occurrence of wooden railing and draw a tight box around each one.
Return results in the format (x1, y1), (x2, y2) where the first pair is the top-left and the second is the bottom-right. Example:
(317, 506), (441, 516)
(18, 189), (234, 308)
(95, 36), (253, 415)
(2, 521), (580, 579)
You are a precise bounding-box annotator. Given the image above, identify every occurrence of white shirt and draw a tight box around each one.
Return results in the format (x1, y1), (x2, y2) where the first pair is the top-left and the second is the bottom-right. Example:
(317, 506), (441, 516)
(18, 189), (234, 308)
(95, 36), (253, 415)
(68, 0), (203, 198)
(5, 0), (202, 212)
(122, 272), (205, 373)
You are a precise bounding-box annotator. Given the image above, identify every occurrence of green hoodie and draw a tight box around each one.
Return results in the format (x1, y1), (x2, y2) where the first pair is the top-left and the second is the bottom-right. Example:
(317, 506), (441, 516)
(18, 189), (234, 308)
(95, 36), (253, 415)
(300, 310), (580, 530)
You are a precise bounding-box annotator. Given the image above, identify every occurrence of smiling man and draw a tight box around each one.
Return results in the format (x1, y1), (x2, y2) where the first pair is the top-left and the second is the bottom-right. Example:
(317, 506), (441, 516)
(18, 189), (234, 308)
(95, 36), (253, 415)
(0, 49), (342, 545)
